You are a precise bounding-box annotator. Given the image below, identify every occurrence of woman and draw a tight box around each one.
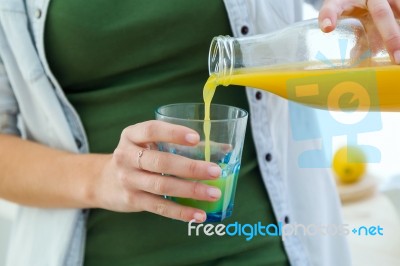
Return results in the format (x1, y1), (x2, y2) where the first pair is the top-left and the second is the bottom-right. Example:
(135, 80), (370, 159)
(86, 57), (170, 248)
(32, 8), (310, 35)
(0, 0), (399, 265)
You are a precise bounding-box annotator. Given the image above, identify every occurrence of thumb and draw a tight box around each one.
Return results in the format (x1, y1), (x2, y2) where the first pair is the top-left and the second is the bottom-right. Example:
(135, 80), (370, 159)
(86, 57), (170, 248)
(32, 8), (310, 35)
(318, 0), (342, 33)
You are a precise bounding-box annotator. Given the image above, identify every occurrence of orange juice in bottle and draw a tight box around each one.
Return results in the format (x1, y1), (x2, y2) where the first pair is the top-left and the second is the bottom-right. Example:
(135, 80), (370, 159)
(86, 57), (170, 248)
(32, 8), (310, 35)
(205, 17), (400, 112)
(202, 17), (400, 160)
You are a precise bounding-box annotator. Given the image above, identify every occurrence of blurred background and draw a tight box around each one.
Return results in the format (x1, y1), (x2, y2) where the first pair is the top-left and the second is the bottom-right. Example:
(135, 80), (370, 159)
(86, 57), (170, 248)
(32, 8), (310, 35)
(305, 3), (400, 266)
(1, 3), (400, 266)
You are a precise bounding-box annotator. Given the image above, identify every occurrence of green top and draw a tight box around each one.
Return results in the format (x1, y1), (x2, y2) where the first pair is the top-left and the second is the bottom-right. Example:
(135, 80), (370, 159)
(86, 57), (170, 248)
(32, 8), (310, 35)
(45, 0), (289, 265)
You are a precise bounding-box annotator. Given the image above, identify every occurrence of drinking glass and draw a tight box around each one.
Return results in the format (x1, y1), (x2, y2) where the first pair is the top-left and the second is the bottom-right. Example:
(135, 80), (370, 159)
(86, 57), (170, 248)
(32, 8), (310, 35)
(155, 103), (248, 222)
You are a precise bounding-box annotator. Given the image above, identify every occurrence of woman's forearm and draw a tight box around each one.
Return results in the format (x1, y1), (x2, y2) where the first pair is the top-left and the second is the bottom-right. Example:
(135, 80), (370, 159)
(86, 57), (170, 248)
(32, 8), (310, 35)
(0, 121), (221, 222)
(0, 134), (108, 208)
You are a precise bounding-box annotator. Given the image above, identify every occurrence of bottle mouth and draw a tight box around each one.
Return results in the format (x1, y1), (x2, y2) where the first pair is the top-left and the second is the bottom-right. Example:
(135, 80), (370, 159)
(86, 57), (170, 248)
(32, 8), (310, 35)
(208, 36), (234, 85)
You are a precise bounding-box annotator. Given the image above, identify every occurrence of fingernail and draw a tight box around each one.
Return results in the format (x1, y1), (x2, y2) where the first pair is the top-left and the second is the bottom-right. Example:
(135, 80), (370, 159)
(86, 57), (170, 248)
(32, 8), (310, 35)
(394, 50), (400, 64)
(223, 144), (233, 152)
(208, 166), (221, 178)
(321, 18), (332, 30)
(193, 212), (205, 223)
(207, 187), (221, 199)
(185, 133), (199, 144)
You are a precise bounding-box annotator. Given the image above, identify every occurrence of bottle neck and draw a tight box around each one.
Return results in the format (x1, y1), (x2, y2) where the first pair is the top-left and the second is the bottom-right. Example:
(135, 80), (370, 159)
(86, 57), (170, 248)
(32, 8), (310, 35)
(208, 36), (235, 86)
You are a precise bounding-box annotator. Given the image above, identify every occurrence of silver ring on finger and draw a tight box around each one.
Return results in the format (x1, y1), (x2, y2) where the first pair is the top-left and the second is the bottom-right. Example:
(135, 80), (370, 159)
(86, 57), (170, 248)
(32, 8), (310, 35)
(137, 149), (147, 170)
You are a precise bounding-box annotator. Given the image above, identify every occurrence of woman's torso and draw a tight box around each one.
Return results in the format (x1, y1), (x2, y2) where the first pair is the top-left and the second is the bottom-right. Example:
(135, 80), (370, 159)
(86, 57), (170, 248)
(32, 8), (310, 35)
(44, 0), (289, 265)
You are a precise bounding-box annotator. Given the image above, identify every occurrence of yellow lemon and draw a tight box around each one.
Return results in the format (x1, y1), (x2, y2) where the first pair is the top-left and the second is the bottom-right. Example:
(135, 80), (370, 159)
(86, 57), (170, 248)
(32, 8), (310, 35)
(332, 146), (366, 184)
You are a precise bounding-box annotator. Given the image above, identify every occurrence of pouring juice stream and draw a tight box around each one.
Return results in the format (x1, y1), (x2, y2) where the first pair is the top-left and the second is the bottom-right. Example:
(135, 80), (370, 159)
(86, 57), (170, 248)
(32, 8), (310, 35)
(202, 76), (217, 162)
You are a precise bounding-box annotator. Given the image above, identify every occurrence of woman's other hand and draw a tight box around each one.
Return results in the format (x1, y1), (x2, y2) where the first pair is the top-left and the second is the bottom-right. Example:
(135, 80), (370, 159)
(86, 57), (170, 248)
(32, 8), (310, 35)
(318, 0), (400, 64)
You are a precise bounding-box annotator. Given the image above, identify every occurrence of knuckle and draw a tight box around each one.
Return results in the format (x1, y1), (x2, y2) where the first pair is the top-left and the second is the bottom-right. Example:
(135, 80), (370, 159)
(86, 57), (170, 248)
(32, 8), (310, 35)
(187, 160), (199, 176)
(142, 121), (157, 140)
(152, 176), (166, 194)
(113, 148), (125, 166)
(117, 170), (130, 187)
(370, 3), (391, 19)
(154, 201), (168, 217)
(120, 128), (127, 139)
(178, 208), (190, 222)
(168, 127), (179, 141)
(122, 191), (142, 211)
(191, 181), (202, 197)
(122, 191), (134, 208)
(120, 126), (132, 140)
(385, 34), (400, 50)
(320, 3), (334, 16)
(152, 154), (166, 171)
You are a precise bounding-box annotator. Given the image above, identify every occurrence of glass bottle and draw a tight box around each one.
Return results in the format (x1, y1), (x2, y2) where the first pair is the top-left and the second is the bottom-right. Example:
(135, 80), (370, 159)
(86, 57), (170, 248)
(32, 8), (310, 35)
(208, 17), (400, 112)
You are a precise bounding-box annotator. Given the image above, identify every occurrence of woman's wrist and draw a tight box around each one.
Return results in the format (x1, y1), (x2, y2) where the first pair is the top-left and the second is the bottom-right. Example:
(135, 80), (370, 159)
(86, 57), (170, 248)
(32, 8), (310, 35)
(74, 153), (112, 209)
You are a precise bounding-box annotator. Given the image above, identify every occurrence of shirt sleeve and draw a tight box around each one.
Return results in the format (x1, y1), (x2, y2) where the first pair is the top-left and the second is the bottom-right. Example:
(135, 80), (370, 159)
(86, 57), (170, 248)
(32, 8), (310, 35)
(0, 55), (20, 136)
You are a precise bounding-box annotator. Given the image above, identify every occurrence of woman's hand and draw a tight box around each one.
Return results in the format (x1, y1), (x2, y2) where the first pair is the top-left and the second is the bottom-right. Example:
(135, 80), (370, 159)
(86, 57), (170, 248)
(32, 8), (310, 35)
(92, 120), (222, 223)
(318, 0), (400, 63)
